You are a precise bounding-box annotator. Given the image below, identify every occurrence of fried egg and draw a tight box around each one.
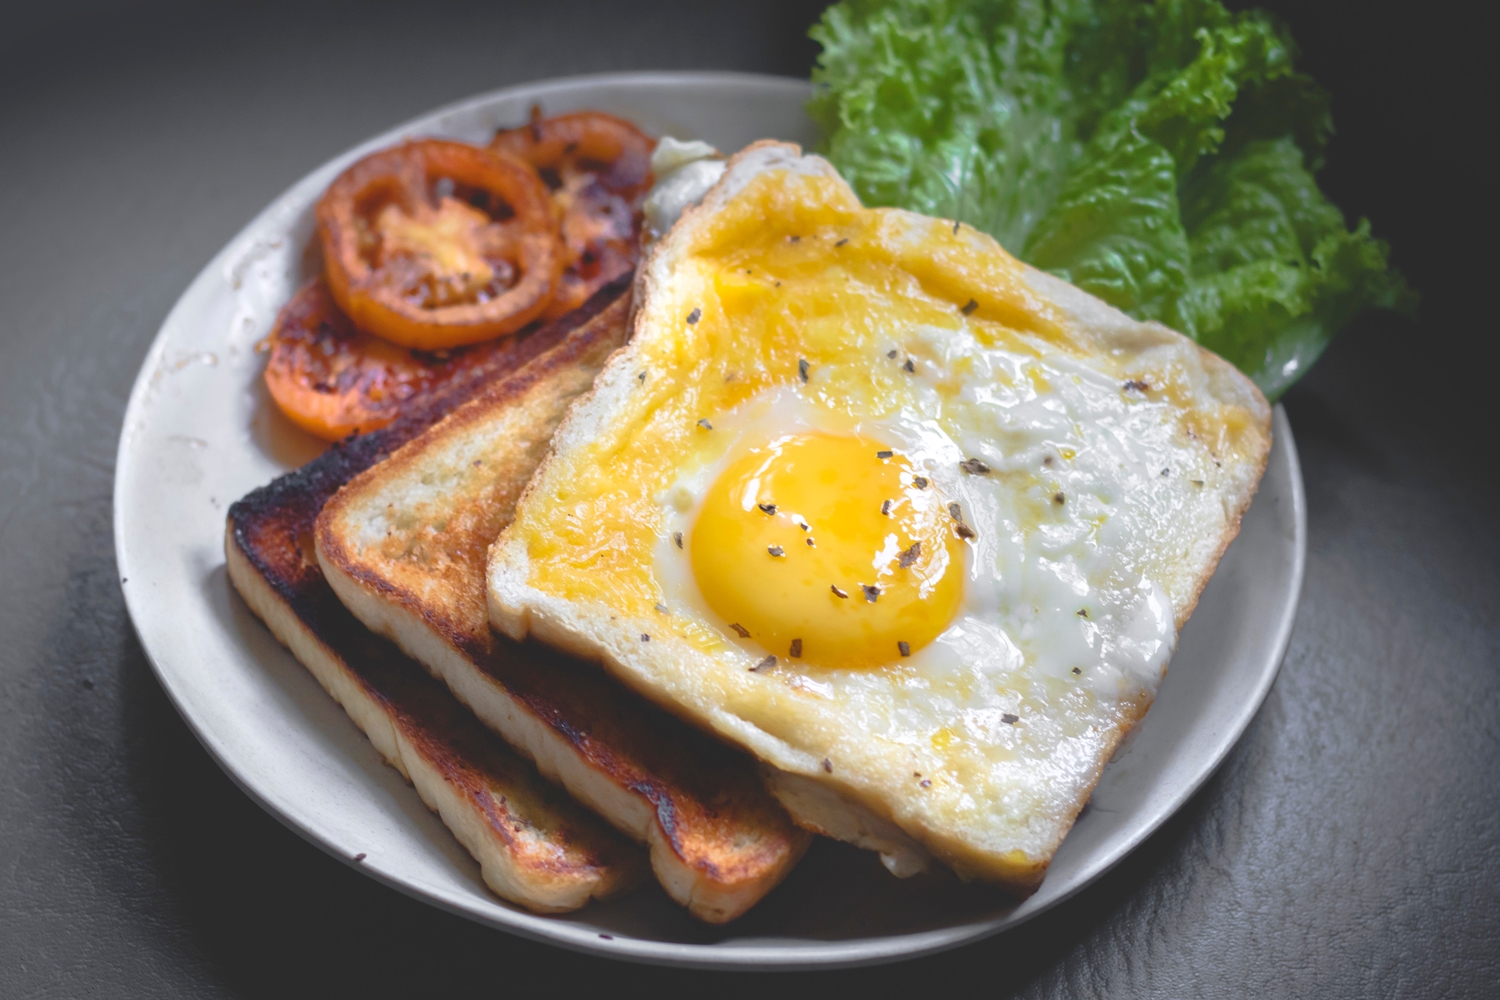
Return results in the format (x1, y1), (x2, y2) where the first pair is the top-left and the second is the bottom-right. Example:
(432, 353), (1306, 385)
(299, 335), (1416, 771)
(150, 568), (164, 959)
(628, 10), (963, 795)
(489, 142), (1271, 893)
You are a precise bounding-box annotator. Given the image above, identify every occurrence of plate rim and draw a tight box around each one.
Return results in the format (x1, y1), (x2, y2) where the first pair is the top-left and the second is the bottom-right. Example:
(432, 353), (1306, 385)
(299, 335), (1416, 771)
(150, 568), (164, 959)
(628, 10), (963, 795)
(113, 69), (1306, 971)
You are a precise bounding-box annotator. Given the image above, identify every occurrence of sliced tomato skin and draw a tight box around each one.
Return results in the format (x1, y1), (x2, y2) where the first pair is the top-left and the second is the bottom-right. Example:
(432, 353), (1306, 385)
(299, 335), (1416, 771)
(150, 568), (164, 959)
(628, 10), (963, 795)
(270, 116), (655, 438)
(316, 140), (563, 350)
(263, 279), (521, 441)
(491, 109), (655, 200)
(493, 110), (653, 320)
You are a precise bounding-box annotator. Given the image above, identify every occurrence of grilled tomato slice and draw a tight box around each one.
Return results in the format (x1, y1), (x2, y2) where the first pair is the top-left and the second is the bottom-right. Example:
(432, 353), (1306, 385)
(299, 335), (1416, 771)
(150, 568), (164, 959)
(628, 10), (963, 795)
(263, 278), (517, 440)
(316, 139), (563, 350)
(492, 109), (654, 319)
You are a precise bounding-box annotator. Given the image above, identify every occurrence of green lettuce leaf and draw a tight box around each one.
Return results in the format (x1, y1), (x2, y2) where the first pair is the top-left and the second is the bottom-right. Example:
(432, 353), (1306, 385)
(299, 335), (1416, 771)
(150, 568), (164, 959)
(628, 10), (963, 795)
(1024, 123), (1189, 322)
(810, 0), (1413, 399)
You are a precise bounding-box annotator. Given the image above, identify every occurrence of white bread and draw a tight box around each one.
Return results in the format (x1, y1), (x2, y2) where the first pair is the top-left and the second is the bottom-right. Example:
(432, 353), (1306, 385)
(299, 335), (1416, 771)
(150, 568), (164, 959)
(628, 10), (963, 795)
(487, 143), (1271, 894)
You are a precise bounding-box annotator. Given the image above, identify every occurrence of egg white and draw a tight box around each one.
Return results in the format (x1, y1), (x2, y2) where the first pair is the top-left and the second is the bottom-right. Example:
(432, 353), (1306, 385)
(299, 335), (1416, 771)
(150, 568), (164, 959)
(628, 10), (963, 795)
(634, 318), (1192, 864)
(651, 325), (1178, 713)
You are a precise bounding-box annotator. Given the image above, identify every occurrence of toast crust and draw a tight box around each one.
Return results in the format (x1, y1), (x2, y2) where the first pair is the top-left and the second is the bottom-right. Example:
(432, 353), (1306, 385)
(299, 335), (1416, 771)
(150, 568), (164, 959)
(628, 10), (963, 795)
(316, 290), (809, 924)
(487, 143), (1273, 895)
(224, 528), (642, 911)
(225, 289), (650, 912)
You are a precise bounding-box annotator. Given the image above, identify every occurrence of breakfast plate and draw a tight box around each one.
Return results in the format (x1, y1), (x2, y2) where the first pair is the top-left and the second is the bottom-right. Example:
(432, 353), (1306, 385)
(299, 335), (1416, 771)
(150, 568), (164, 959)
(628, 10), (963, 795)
(114, 72), (1305, 970)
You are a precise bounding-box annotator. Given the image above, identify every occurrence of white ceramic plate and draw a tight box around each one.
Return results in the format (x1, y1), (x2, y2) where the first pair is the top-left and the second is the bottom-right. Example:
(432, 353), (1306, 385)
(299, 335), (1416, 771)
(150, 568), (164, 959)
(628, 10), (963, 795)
(113, 72), (1305, 970)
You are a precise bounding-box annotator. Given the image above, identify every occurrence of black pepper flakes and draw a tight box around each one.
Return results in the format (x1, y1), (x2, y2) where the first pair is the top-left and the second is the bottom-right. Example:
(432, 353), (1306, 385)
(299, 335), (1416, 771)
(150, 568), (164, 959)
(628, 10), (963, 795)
(952, 220), (960, 235)
(960, 299), (979, 316)
(752, 655), (777, 672)
(903, 358), (916, 373)
(1077, 608), (1089, 618)
(831, 584), (849, 599)
(948, 502), (964, 522)
(655, 603), (669, 614)
(806, 537), (816, 547)
(729, 623), (751, 638)
(898, 542), (921, 568)
(898, 640), (911, 657)
(686, 307), (702, 325)
(955, 523), (977, 541)
(473, 460), (483, 467)
(640, 633), (650, 642)
(798, 358), (810, 383)
(960, 457), (991, 475)
(789, 638), (803, 658)
(599, 933), (614, 940)
(876, 449), (894, 459)
(881, 499), (893, 516)
(1001, 713), (1019, 725)
(862, 584), (881, 602)
(697, 418), (713, 430)
(637, 370), (647, 384)
(920, 778), (932, 788)
(1192, 479), (1204, 487)
(768, 545), (785, 557)
(822, 758), (833, 773)
(835, 238), (849, 247)
(1161, 467), (1171, 477)
(758, 502), (777, 515)
(1123, 379), (1149, 394)
(353, 853), (367, 863)
(1072, 667), (1082, 675)
(673, 531), (683, 549)
(913, 476), (929, 489)
(789, 235), (801, 243)
(887, 349), (899, 359)
(798, 521), (810, 531)
(1054, 492), (1066, 505)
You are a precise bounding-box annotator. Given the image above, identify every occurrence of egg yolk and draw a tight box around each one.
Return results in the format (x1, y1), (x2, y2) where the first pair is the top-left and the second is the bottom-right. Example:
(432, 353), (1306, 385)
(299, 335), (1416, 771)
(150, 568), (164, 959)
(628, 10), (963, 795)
(690, 432), (964, 668)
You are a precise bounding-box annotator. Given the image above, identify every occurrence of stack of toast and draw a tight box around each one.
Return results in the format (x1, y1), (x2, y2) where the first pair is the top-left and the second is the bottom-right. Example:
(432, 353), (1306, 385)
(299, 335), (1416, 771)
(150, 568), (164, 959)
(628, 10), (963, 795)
(228, 139), (1269, 923)
(227, 280), (809, 922)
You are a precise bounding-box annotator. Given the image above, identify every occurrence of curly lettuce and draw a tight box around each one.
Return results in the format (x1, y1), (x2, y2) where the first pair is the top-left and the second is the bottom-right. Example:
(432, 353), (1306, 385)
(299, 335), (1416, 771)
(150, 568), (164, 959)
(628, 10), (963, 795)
(810, 0), (1413, 399)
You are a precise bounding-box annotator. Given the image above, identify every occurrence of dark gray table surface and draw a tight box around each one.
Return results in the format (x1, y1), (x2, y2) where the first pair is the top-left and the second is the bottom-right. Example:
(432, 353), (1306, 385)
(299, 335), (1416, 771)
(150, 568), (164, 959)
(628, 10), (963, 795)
(2, 1), (1494, 996)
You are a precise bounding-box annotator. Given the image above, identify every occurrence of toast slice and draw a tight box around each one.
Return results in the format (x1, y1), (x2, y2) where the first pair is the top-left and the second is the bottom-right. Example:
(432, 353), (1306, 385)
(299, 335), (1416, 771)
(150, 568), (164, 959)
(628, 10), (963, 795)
(486, 143), (1272, 894)
(315, 290), (810, 924)
(225, 283), (647, 912)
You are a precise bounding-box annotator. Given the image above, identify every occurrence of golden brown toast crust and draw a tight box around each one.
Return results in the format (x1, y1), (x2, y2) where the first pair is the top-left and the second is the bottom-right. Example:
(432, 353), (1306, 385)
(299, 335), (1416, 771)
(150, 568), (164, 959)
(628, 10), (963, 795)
(318, 298), (629, 660)
(225, 284), (645, 912)
(316, 293), (809, 923)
